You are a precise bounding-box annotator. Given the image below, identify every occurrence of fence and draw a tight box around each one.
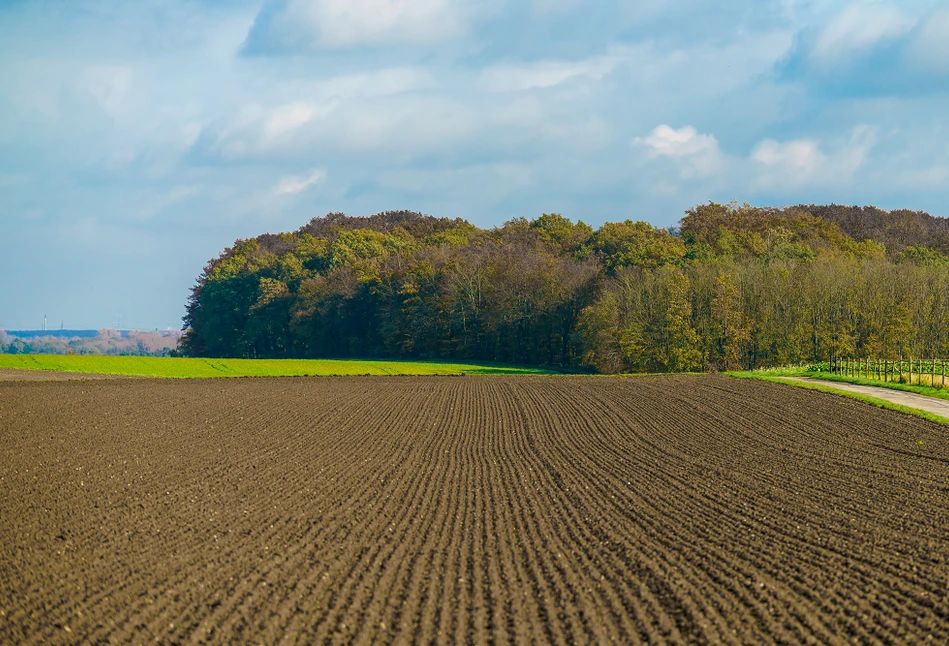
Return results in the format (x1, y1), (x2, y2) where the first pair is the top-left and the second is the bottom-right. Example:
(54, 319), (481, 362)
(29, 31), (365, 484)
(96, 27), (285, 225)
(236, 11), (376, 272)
(830, 357), (948, 388)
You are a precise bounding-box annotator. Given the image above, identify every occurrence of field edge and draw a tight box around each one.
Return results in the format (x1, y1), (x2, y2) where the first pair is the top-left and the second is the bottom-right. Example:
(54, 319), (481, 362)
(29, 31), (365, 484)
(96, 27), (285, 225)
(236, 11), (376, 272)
(728, 372), (949, 425)
(0, 354), (558, 378)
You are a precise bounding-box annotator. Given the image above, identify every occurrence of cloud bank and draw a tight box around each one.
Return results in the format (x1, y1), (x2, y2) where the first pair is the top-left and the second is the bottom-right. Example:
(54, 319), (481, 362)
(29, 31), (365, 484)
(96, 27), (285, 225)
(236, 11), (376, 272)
(243, 0), (470, 52)
(0, 0), (946, 329)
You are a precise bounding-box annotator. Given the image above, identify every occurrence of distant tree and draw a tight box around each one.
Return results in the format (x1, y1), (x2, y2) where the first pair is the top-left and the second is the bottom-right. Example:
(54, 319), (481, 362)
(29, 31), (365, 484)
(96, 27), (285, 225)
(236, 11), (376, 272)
(896, 245), (949, 266)
(710, 270), (751, 370)
(591, 220), (686, 271)
(530, 213), (594, 256)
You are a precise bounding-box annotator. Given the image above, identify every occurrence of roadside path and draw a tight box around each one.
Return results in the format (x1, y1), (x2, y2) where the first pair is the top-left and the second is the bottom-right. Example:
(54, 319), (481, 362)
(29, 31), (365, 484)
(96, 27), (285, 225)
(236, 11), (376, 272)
(779, 377), (949, 420)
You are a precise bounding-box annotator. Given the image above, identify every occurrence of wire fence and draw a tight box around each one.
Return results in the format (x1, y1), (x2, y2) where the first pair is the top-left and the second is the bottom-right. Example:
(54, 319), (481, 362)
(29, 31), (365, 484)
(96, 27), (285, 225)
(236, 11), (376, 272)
(828, 357), (948, 389)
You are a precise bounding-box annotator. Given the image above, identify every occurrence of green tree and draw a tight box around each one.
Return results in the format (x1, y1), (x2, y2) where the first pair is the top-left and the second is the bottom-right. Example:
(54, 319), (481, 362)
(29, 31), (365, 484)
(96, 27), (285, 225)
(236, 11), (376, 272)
(711, 270), (750, 370)
(592, 220), (686, 271)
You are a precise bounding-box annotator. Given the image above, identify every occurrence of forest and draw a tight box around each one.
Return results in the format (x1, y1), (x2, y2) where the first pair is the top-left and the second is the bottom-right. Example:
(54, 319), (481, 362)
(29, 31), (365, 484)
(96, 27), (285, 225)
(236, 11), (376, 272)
(179, 203), (949, 372)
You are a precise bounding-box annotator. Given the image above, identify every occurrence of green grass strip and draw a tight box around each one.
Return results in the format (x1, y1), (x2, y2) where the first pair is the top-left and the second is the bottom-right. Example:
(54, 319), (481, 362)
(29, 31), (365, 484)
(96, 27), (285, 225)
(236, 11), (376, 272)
(792, 372), (949, 401)
(729, 365), (814, 377)
(728, 372), (949, 425)
(0, 354), (557, 378)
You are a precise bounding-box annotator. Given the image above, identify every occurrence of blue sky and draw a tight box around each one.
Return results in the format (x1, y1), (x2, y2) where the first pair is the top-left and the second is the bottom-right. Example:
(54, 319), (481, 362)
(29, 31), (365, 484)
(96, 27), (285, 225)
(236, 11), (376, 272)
(1, 0), (947, 330)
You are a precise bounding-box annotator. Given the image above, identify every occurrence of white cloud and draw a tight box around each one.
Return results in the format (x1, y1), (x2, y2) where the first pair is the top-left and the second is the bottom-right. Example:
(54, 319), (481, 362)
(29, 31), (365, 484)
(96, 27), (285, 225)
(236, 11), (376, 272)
(79, 65), (134, 119)
(379, 162), (533, 199)
(895, 164), (949, 189)
(752, 138), (822, 170)
(837, 124), (877, 174)
(810, 3), (915, 66)
(909, 9), (949, 75)
(195, 101), (328, 159)
(478, 50), (628, 92)
(636, 124), (717, 157)
(200, 86), (618, 163)
(751, 125), (877, 188)
(273, 168), (327, 195)
(634, 125), (724, 177)
(649, 181), (679, 197)
(530, 0), (586, 18)
(190, 67), (440, 158)
(633, 124), (879, 193)
(166, 184), (202, 203)
(332, 98), (482, 151)
(308, 67), (435, 100)
(263, 102), (323, 141)
(246, 0), (466, 51)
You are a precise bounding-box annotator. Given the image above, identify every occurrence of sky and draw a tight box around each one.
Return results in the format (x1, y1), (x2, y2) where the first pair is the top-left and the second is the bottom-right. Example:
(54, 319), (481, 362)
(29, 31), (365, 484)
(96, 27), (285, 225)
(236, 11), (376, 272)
(1, 0), (948, 330)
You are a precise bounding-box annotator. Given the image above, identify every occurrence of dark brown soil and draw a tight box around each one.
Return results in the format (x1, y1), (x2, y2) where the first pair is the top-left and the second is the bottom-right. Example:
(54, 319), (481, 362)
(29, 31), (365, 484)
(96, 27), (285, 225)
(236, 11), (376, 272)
(1, 375), (946, 644)
(0, 368), (139, 382)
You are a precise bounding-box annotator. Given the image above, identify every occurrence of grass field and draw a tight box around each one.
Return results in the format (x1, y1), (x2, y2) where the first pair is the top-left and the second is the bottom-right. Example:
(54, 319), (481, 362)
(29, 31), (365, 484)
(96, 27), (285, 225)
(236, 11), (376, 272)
(0, 354), (556, 378)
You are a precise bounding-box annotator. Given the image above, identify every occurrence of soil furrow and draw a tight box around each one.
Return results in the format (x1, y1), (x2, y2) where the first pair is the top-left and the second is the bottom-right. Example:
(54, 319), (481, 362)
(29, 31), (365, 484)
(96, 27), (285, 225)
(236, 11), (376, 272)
(1, 375), (946, 644)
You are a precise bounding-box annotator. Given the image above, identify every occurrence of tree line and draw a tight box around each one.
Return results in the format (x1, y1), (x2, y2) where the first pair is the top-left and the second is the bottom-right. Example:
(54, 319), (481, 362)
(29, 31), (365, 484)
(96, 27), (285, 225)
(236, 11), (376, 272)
(179, 203), (949, 372)
(1, 329), (181, 356)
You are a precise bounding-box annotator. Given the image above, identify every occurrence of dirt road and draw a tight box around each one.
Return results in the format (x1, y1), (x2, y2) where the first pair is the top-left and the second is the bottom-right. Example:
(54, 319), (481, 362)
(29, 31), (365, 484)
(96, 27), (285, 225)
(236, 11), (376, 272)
(780, 376), (949, 419)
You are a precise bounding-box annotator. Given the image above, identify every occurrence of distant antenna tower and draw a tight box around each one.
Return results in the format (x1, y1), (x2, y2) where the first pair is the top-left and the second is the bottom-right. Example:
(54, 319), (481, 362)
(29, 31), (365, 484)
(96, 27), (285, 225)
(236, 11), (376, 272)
(61, 319), (64, 331)
(43, 315), (47, 331)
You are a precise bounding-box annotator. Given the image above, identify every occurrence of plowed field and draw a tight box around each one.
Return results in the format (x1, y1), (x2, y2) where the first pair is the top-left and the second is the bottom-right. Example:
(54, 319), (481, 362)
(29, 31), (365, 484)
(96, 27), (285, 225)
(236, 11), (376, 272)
(1, 375), (947, 644)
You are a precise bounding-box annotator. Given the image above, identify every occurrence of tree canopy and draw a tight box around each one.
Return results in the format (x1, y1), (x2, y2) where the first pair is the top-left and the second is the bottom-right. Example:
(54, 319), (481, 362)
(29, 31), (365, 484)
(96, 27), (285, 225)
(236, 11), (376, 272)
(180, 204), (949, 372)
